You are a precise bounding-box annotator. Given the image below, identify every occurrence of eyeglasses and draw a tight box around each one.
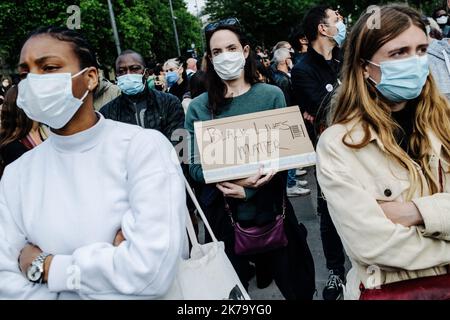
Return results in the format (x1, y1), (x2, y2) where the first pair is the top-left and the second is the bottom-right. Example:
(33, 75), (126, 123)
(204, 17), (241, 35)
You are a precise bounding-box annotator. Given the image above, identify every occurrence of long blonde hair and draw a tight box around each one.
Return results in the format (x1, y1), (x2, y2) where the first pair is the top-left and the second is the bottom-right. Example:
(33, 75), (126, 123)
(331, 4), (450, 200)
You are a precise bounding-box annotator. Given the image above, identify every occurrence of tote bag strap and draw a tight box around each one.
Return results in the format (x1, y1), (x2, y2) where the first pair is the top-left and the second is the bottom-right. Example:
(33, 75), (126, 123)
(185, 209), (200, 247)
(184, 176), (219, 243)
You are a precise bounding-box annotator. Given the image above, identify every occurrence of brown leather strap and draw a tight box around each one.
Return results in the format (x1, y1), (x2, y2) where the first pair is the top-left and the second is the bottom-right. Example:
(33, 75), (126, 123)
(19, 135), (35, 150)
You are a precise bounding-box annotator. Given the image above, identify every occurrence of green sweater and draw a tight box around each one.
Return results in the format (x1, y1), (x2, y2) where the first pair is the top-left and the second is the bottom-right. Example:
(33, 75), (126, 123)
(184, 82), (287, 221)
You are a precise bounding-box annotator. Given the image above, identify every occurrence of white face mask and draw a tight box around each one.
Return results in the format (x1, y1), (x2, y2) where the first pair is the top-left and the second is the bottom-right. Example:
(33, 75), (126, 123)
(437, 16), (449, 25)
(17, 68), (89, 129)
(212, 51), (246, 81)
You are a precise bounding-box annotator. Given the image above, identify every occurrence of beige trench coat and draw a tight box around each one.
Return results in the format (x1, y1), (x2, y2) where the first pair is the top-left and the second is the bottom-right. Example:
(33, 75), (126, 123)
(317, 119), (450, 300)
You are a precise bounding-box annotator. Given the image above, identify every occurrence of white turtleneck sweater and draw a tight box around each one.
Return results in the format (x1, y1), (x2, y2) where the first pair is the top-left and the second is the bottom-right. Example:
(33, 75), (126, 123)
(0, 114), (187, 299)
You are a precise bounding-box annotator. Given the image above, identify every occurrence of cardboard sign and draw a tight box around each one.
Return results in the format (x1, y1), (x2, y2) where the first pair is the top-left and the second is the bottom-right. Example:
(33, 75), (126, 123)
(194, 106), (316, 184)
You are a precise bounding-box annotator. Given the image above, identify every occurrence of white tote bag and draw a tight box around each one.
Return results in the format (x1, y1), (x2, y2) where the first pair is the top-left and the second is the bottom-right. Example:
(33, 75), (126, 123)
(162, 178), (251, 300)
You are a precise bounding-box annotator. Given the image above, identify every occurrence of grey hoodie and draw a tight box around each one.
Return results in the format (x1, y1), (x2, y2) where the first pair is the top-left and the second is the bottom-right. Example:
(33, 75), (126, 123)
(93, 76), (121, 111)
(428, 38), (450, 100)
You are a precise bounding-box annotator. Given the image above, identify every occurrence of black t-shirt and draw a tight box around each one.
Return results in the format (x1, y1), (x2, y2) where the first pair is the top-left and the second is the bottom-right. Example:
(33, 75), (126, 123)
(326, 59), (334, 68)
(169, 80), (189, 102)
(392, 104), (416, 155)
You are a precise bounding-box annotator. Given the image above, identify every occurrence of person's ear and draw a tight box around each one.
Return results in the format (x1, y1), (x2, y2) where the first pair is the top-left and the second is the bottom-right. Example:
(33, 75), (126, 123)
(143, 68), (150, 81)
(318, 23), (328, 37)
(361, 60), (370, 79)
(85, 67), (99, 92)
(243, 45), (250, 59)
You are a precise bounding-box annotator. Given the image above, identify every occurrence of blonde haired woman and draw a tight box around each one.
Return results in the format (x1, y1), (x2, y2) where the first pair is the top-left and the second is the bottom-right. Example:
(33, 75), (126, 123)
(317, 4), (450, 300)
(163, 58), (189, 101)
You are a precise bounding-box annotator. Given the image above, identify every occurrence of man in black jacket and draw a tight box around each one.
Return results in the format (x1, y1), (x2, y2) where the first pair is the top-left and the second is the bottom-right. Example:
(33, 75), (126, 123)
(102, 50), (198, 232)
(100, 50), (185, 146)
(291, 6), (346, 300)
(292, 7), (345, 143)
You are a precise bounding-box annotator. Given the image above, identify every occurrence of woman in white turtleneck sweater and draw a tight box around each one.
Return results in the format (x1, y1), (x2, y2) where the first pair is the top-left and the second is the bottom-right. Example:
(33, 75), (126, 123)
(0, 27), (186, 300)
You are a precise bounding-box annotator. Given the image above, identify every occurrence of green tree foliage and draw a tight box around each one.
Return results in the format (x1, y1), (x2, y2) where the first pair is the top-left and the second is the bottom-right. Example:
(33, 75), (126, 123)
(0, 0), (202, 71)
(0, 1), (67, 70)
(204, 0), (317, 47)
(204, 0), (447, 49)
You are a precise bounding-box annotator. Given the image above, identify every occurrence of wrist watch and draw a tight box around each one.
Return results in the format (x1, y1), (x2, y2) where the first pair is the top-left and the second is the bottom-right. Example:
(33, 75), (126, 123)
(26, 252), (51, 284)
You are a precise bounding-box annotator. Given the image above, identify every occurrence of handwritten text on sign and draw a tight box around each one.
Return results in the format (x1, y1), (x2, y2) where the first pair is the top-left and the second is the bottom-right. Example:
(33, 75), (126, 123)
(194, 106), (316, 183)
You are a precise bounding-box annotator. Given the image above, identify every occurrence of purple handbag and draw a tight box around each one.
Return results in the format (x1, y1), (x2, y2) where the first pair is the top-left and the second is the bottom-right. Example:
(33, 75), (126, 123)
(224, 196), (288, 256)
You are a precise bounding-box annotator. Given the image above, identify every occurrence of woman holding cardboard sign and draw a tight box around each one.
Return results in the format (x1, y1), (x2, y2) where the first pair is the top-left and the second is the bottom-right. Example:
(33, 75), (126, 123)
(185, 18), (315, 300)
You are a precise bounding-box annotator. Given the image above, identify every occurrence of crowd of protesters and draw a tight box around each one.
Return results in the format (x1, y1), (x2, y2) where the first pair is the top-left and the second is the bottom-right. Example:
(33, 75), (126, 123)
(0, 1), (450, 301)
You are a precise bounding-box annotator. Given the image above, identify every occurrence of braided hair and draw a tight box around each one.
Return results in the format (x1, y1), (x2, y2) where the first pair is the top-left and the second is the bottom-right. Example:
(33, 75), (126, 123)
(24, 26), (99, 70)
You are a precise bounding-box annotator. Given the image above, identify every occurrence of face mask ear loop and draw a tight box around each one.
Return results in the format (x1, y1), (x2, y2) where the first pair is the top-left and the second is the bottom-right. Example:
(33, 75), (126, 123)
(366, 60), (380, 68)
(79, 89), (90, 102)
(72, 68), (91, 102)
(72, 67), (89, 79)
(363, 60), (379, 85)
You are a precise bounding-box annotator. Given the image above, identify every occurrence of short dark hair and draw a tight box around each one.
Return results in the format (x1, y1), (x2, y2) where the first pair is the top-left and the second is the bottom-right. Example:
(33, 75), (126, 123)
(290, 26), (306, 51)
(433, 8), (447, 20)
(117, 50), (146, 68)
(303, 5), (333, 43)
(24, 26), (99, 70)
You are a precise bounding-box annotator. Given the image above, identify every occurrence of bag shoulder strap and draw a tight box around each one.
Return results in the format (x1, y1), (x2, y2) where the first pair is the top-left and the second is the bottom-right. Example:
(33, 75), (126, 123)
(184, 176), (219, 243)
(19, 135), (36, 150)
(223, 189), (287, 226)
(185, 209), (199, 247)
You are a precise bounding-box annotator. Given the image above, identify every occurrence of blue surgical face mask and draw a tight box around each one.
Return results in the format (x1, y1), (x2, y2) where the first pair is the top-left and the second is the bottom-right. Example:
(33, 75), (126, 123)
(326, 21), (347, 48)
(117, 73), (145, 95)
(166, 71), (180, 87)
(367, 55), (430, 103)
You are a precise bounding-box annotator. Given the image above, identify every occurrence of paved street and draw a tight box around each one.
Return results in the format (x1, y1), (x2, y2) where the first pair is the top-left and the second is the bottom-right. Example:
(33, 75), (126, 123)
(247, 168), (351, 300)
